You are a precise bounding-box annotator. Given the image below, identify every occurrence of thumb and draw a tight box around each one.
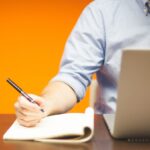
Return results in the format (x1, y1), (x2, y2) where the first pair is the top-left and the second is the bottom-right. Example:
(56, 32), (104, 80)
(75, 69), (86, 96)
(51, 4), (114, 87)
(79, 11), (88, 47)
(28, 93), (45, 108)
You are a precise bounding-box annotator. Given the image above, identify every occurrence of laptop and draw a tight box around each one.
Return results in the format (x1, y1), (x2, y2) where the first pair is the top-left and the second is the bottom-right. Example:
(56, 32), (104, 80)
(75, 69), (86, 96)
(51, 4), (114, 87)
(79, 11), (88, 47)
(103, 49), (150, 140)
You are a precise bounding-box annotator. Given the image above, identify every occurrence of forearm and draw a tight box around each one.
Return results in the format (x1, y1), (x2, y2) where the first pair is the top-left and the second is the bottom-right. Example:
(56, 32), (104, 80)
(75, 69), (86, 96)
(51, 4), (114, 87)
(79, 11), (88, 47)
(41, 81), (77, 116)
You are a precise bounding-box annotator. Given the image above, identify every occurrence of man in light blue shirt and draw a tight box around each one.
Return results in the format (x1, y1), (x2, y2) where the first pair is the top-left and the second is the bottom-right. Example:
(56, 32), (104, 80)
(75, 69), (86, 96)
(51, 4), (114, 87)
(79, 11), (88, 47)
(15, 0), (150, 127)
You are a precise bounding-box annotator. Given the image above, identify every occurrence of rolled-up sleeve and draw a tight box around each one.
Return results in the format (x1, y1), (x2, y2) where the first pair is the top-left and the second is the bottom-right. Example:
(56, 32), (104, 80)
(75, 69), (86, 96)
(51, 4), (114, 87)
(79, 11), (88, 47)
(52, 2), (105, 101)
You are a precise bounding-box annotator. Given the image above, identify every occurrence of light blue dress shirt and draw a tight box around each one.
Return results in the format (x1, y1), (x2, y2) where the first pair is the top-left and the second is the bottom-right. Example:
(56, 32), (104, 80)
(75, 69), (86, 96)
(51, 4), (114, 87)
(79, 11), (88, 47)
(52, 0), (150, 114)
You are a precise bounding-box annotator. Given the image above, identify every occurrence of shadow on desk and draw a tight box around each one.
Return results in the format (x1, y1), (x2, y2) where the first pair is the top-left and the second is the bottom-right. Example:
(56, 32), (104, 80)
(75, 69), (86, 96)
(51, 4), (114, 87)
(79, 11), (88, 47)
(3, 140), (94, 150)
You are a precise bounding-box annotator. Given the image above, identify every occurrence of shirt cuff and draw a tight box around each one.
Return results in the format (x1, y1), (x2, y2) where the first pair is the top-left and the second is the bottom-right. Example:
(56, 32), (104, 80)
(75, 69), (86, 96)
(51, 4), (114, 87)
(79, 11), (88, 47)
(51, 73), (87, 102)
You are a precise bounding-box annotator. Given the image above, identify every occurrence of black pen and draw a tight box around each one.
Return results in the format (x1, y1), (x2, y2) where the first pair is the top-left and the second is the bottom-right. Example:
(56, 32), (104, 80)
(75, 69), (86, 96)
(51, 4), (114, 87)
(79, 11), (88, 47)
(6, 78), (44, 113)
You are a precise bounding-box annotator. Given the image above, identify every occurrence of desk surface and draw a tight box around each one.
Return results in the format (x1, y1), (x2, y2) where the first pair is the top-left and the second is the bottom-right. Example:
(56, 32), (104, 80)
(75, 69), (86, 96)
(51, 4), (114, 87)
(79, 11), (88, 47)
(0, 114), (150, 150)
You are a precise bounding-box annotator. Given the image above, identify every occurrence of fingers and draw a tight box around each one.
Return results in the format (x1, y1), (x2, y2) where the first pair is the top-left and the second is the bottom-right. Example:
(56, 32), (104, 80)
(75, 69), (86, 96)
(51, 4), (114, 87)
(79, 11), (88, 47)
(15, 102), (41, 120)
(17, 118), (40, 127)
(14, 94), (45, 127)
(15, 110), (42, 127)
(18, 96), (41, 112)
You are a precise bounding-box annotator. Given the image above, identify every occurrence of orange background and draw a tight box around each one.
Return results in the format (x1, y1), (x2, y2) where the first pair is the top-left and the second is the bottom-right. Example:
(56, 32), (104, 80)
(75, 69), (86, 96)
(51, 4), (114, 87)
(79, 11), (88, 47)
(0, 0), (92, 114)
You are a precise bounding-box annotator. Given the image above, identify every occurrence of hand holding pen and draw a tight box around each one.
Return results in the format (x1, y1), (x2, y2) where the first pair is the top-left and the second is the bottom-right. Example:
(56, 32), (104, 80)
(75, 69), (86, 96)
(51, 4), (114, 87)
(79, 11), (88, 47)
(7, 78), (45, 112)
(7, 78), (46, 127)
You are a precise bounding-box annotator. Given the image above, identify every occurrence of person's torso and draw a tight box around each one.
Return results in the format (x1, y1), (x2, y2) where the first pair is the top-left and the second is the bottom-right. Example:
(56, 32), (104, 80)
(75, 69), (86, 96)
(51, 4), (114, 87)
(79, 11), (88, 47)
(94, 0), (150, 114)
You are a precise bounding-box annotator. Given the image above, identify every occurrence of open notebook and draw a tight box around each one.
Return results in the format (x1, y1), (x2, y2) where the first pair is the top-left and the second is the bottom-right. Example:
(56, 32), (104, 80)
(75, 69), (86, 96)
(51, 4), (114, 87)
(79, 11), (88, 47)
(3, 107), (94, 144)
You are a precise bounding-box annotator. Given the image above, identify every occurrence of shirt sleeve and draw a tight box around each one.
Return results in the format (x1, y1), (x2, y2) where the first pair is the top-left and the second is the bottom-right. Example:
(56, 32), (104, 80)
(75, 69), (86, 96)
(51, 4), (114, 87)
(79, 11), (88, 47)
(52, 2), (106, 101)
